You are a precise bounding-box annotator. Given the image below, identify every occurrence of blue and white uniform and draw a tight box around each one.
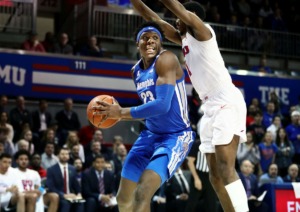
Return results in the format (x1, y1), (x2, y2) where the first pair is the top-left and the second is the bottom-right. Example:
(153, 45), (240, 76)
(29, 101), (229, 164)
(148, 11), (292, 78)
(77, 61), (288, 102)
(122, 51), (195, 184)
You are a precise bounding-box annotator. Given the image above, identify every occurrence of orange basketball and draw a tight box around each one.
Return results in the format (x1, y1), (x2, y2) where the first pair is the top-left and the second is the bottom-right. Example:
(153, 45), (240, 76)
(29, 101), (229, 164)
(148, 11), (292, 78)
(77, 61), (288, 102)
(86, 95), (120, 129)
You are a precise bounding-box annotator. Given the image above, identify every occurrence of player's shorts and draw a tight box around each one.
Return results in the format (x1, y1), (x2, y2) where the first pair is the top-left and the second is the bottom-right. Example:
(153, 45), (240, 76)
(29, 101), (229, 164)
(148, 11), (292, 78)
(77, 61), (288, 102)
(0, 192), (13, 209)
(121, 129), (195, 184)
(199, 84), (247, 153)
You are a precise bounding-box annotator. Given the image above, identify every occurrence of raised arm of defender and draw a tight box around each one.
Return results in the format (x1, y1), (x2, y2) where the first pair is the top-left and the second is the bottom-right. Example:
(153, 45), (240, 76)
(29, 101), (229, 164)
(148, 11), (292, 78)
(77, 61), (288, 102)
(130, 0), (181, 45)
(159, 0), (211, 41)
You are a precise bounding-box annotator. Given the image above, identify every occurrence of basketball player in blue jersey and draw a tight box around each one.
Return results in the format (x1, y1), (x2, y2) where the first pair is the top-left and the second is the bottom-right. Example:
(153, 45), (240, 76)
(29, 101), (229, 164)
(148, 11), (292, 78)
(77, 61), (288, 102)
(130, 0), (249, 212)
(94, 22), (195, 212)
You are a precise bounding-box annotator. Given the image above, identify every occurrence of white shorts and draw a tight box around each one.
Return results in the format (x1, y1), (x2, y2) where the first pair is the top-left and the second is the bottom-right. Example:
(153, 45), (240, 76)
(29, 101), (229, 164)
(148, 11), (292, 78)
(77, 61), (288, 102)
(198, 84), (247, 153)
(0, 193), (12, 209)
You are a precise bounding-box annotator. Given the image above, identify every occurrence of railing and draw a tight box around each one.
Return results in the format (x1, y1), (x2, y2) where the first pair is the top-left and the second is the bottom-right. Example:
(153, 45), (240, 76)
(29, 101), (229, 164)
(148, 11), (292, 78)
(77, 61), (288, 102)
(92, 6), (300, 59)
(0, 0), (36, 34)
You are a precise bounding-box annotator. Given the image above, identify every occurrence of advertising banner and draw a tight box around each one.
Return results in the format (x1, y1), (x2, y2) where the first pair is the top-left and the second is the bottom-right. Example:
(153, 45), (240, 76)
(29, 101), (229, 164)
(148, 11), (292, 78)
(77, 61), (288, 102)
(276, 189), (300, 212)
(1, 50), (299, 112)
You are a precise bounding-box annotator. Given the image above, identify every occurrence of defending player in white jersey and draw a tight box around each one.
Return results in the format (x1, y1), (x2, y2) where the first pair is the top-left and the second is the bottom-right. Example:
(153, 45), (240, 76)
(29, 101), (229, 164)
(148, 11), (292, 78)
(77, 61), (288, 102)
(130, 0), (249, 211)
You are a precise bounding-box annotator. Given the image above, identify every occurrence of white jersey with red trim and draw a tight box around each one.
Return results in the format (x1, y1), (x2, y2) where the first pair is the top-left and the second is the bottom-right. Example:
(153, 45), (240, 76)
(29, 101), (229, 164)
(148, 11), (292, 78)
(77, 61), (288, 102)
(16, 168), (41, 192)
(182, 24), (233, 100)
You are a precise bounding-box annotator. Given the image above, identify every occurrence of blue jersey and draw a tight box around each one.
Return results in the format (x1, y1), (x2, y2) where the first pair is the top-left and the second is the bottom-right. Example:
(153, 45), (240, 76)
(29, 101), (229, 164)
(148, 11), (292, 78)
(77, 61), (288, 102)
(132, 51), (190, 134)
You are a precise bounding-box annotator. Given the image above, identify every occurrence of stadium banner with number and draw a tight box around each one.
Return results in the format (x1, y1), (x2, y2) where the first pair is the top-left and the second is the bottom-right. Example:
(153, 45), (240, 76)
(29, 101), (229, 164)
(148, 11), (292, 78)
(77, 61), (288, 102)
(0, 49), (299, 112)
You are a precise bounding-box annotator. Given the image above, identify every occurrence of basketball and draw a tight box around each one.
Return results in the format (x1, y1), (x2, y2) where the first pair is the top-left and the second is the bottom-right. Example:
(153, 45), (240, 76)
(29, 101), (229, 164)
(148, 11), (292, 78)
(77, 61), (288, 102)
(86, 95), (120, 129)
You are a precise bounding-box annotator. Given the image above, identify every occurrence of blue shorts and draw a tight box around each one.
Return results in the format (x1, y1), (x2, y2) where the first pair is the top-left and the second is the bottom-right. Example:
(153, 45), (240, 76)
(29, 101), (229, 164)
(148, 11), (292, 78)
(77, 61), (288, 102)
(121, 129), (195, 184)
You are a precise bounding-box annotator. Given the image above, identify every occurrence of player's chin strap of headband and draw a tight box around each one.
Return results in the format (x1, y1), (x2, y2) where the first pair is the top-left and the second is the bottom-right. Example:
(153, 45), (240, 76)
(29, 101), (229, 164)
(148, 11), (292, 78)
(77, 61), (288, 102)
(136, 26), (162, 42)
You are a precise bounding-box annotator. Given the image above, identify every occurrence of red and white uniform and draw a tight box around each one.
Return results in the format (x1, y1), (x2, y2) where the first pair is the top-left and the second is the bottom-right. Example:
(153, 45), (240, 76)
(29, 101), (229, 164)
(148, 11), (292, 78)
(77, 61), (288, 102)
(0, 167), (22, 209)
(182, 24), (247, 153)
(16, 169), (44, 212)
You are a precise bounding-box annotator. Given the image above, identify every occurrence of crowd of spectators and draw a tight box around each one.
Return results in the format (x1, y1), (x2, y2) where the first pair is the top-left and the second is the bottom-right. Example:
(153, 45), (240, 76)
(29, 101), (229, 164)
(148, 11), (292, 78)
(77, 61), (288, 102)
(145, 0), (300, 33)
(0, 91), (300, 212)
(0, 95), (126, 212)
(21, 31), (104, 58)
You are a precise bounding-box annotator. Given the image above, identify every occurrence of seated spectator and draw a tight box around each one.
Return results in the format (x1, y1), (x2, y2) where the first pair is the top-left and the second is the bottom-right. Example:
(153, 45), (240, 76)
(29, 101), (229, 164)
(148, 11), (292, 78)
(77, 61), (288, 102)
(104, 161), (113, 171)
(29, 153), (47, 179)
(285, 110), (300, 164)
(258, 163), (283, 187)
(41, 142), (59, 170)
(41, 32), (55, 53)
(55, 98), (81, 145)
(40, 128), (59, 155)
(9, 96), (32, 143)
(64, 131), (85, 163)
(78, 123), (97, 147)
(238, 160), (269, 212)
(250, 98), (262, 111)
(251, 55), (272, 74)
(271, 8), (287, 31)
(82, 155), (118, 212)
(0, 95), (8, 113)
(78, 35), (103, 57)
(88, 130), (113, 160)
(269, 91), (282, 115)
(165, 167), (189, 212)
(112, 135), (124, 154)
(246, 104), (257, 127)
(31, 100), (52, 145)
(266, 115), (281, 141)
(68, 144), (81, 165)
(28, 153), (60, 212)
(112, 143), (127, 191)
(84, 140), (103, 169)
(73, 158), (83, 188)
(46, 148), (84, 212)
(14, 150), (44, 212)
(0, 126), (14, 156)
(21, 31), (46, 52)
(262, 102), (276, 128)
(247, 111), (266, 144)
(275, 128), (294, 177)
(0, 111), (14, 143)
(0, 153), (25, 211)
(237, 132), (261, 175)
(54, 33), (73, 55)
(14, 139), (34, 155)
(258, 131), (278, 173)
(283, 164), (300, 182)
(19, 128), (35, 154)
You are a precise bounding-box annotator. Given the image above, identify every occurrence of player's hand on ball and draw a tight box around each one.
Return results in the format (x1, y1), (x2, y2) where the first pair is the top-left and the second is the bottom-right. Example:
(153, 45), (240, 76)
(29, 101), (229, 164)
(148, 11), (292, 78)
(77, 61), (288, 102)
(93, 100), (122, 119)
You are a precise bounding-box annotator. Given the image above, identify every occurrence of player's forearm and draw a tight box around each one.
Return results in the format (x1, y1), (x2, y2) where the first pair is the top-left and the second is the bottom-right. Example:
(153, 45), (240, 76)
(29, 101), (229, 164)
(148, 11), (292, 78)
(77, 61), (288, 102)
(130, 84), (174, 119)
(120, 108), (133, 119)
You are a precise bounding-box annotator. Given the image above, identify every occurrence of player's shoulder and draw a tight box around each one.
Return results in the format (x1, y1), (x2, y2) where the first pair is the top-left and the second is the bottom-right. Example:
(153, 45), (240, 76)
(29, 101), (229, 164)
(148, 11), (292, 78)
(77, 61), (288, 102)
(131, 59), (142, 72)
(157, 50), (178, 62)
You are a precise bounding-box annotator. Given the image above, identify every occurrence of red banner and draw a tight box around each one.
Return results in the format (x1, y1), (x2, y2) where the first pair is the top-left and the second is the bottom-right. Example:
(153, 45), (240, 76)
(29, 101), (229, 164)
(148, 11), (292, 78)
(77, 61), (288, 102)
(276, 189), (300, 212)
